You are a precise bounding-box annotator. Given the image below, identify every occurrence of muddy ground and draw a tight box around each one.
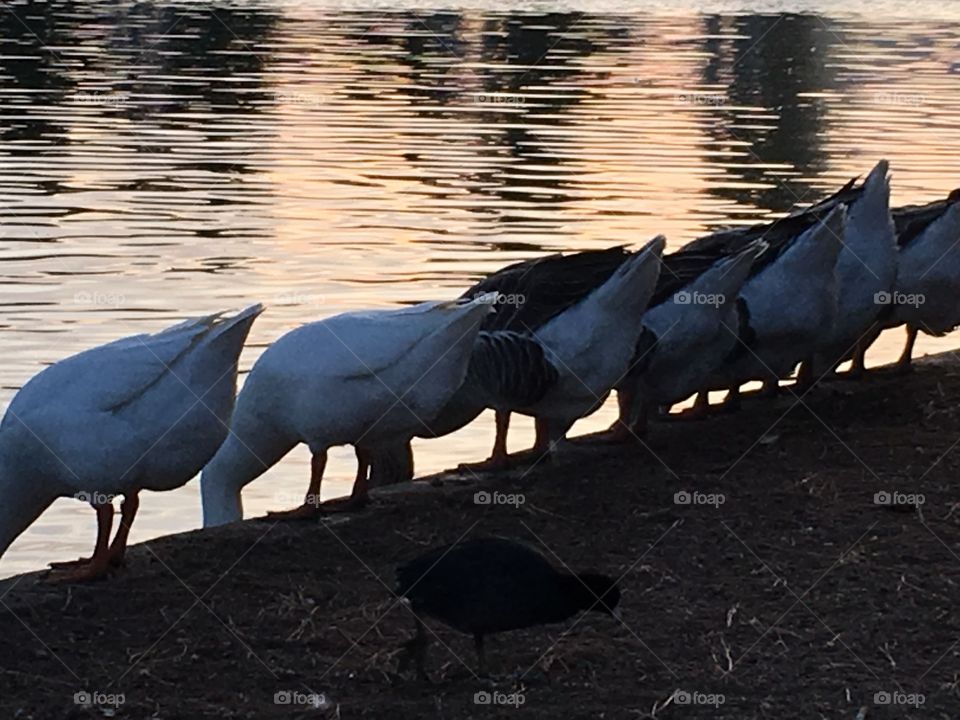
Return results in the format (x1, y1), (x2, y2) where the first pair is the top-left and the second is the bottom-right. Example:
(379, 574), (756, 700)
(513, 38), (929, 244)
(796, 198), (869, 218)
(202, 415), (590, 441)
(1, 352), (959, 719)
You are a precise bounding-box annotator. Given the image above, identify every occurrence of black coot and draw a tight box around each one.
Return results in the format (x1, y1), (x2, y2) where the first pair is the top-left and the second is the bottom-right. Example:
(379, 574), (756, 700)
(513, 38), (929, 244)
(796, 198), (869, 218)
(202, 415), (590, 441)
(395, 537), (621, 678)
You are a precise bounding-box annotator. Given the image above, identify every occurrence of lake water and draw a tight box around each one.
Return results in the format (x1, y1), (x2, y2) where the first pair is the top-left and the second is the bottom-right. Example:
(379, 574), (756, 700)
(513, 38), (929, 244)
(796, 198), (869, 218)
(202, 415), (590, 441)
(2, 0), (959, 578)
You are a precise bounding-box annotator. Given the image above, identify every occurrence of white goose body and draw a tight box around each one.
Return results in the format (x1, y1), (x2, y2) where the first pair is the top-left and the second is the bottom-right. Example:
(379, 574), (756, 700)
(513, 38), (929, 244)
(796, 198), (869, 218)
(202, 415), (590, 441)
(513, 237), (664, 433)
(200, 297), (493, 526)
(814, 160), (897, 370)
(710, 205), (846, 385)
(887, 200), (960, 335)
(627, 243), (759, 410)
(0, 305), (263, 572)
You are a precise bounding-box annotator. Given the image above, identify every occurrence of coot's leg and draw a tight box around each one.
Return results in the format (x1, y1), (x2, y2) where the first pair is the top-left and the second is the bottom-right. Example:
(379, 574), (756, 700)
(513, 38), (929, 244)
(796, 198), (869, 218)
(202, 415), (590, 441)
(474, 633), (487, 677)
(402, 615), (429, 681)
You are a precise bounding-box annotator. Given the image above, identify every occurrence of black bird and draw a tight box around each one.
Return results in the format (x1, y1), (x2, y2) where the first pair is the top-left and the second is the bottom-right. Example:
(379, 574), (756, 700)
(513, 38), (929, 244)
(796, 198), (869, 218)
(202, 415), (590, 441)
(395, 537), (621, 679)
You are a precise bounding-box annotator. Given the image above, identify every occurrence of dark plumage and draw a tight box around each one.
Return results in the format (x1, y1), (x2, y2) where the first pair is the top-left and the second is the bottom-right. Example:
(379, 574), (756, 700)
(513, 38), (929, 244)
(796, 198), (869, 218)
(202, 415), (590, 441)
(650, 249), (727, 307)
(395, 537), (621, 678)
(893, 188), (960, 248)
(678, 176), (857, 277)
(462, 245), (631, 333)
(368, 246), (631, 485)
(466, 331), (560, 409)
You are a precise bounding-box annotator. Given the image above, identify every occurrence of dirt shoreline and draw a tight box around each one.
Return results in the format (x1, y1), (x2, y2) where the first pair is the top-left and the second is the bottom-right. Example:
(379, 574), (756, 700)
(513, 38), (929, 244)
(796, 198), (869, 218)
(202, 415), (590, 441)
(2, 351), (960, 719)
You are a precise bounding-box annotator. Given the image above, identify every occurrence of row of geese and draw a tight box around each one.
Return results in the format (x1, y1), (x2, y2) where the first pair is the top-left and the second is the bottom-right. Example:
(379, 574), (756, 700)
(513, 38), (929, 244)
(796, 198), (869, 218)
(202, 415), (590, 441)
(1, 160), (958, 582)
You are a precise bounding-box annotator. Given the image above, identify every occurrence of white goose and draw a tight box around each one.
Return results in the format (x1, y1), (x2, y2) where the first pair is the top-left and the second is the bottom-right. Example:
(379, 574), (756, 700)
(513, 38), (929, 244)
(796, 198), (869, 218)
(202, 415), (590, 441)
(810, 160), (897, 376)
(493, 236), (664, 455)
(882, 190), (960, 369)
(200, 296), (494, 526)
(703, 204), (847, 402)
(368, 245), (635, 480)
(422, 238), (664, 468)
(0, 305), (263, 581)
(609, 240), (762, 439)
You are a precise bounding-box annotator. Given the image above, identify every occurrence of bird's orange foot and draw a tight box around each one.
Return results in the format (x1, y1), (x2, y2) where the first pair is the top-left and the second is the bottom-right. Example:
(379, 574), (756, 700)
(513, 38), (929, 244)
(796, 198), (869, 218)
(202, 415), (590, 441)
(893, 361), (913, 376)
(265, 504), (322, 521)
(48, 556), (93, 570)
(458, 455), (512, 473)
(591, 422), (641, 444)
(320, 495), (369, 514)
(675, 403), (710, 421)
(49, 551), (125, 571)
(46, 559), (112, 584)
(718, 399), (741, 414)
(836, 368), (865, 380)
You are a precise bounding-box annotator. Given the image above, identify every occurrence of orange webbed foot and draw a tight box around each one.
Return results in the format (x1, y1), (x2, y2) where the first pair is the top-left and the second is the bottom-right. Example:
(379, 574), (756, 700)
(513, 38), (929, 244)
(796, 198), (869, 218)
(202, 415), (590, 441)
(319, 495), (370, 514)
(46, 558), (113, 584)
(265, 503), (322, 521)
(458, 454), (512, 473)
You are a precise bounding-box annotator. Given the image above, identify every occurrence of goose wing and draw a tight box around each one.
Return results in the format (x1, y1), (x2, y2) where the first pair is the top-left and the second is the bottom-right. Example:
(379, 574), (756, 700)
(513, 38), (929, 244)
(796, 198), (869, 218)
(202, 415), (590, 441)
(680, 179), (855, 278)
(652, 250), (728, 307)
(893, 190), (960, 248)
(461, 246), (630, 333)
(796, 176), (861, 216)
(467, 331), (559, 409)
(2, 311), (241, 424)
